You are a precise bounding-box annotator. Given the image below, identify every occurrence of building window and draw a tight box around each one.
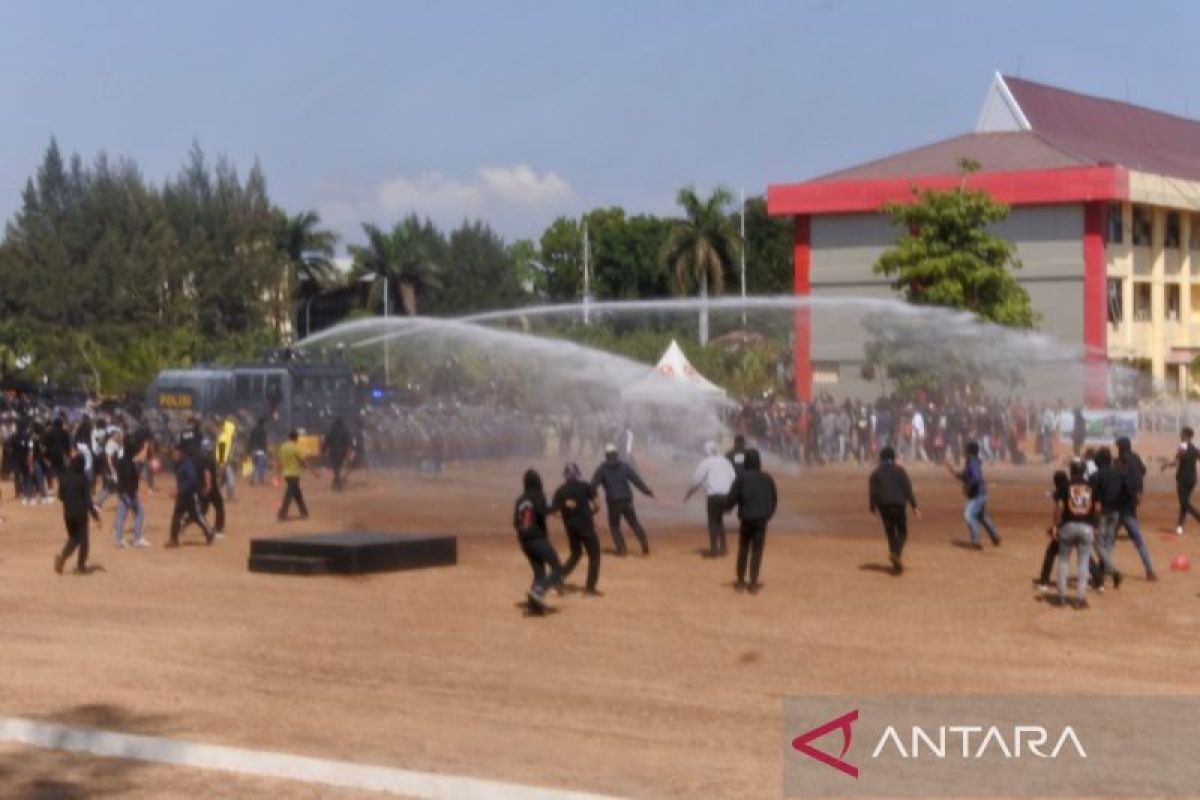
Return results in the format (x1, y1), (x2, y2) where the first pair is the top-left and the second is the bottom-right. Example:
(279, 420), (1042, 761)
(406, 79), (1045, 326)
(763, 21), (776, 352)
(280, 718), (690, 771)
(1166, 212), (1181, 248)
(1167, 284), (1181, 321)
(1133, 283), (1152, 321)
(1132, 205), (1153, 246)
(812, 364), (840, 385)
(1107, 279), (1123, 323)
(1106, 204), (1123, 244)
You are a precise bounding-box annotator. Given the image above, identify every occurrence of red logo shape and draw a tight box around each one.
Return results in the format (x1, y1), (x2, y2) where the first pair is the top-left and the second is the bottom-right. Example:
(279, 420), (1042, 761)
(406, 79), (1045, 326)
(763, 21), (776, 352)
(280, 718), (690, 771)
(792, 710), (859, 779)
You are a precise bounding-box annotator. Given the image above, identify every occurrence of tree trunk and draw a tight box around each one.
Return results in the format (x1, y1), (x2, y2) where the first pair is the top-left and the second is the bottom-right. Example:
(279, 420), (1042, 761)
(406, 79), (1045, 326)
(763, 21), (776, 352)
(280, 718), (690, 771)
(699, 270), (709, 345)
(398, 281), (418, 316)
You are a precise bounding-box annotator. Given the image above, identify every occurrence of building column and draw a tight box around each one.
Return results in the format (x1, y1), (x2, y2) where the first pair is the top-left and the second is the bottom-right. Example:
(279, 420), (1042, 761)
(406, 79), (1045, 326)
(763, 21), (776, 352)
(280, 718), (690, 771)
(1151, 208), (1166, 387)
(1182, 214), (1194, 396)
(793, 215), (812, 402)
(1121, 202), (1134, 350)
(1082, 202), (1109, 406)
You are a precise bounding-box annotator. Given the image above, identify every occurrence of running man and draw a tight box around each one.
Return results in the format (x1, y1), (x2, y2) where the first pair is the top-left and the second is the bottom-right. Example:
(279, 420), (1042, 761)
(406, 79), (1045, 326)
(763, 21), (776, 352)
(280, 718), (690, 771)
(946, 441), (1001, 549)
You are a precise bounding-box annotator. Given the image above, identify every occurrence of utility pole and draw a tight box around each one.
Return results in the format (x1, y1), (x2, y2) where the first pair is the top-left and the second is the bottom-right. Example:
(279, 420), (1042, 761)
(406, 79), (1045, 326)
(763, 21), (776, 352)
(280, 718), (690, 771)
(383, 274), (390, 386)
(740, 187), (747, 327)
(582, 219), (592, 325)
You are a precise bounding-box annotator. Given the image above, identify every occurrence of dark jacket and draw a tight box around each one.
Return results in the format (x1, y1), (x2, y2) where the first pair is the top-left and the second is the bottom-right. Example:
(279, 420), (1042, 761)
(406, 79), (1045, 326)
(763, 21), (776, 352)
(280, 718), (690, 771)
(869, 462), (917, 512)
(1091, 465), (1128, 514)
(59, 467), (98, 522)
(1115, 438), (1145, 510)
(725, 450), (777, 523)
(323, 419), (352, 461)
(513, 470), (549, 543)
(175, 457), (200, 497)
(549, 478), (596, 530)
(591, 457), (653, 503)
(116, 454), (140, 497)
(248, 421), (268, 452)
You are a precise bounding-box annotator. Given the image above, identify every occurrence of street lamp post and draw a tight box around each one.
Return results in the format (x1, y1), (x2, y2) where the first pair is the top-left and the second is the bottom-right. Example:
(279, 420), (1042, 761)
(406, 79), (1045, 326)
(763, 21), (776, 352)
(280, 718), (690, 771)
(359, 273), (391, 386)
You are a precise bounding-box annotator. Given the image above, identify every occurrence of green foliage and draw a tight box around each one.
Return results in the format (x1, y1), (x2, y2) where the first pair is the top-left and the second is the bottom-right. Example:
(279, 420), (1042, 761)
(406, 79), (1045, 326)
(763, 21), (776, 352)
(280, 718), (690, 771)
(875, 184), (1035, 327)
(349, 215), (443, 316)
(661, 186), (740, 297)
(0, 139), (287, 394)
(742, 196), (792, 294)
(868, 179), (1037, 397)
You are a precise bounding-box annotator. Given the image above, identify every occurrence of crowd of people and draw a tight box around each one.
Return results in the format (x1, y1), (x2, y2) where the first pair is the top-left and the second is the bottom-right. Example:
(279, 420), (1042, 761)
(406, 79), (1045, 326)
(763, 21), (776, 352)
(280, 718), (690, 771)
(729, 394), (1098, 467)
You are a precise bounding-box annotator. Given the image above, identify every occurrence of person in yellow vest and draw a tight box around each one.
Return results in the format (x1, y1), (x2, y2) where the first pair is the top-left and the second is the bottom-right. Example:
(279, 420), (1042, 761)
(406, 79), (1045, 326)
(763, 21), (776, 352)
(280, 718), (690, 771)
(277, 429), (309, 521)
(217, 416), (238, 502)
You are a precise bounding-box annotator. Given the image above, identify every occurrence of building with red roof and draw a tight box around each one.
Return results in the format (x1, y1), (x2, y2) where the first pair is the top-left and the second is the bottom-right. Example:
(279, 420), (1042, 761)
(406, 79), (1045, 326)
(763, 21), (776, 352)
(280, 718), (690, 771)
(768, 73), (1200, 404)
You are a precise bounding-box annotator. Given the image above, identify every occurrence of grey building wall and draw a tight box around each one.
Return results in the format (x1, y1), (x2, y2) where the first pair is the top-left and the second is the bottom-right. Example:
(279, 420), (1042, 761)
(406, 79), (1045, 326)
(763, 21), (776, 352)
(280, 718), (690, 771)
(806, 204), (1087, 400)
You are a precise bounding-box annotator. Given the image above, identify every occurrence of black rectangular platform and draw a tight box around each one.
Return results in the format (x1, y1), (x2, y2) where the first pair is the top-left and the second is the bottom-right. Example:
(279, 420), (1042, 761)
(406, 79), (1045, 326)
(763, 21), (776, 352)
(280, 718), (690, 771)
(248, 531), (457, 576)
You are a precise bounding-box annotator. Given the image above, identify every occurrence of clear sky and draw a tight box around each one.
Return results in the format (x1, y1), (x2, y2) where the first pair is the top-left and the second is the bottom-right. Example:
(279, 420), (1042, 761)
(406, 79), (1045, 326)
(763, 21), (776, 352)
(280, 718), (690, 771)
(1, 0), (1196, 249)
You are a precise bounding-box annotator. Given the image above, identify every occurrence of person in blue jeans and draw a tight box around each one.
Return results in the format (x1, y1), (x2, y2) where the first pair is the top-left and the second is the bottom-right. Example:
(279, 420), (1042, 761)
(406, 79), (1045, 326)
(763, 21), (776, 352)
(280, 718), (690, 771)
(1114, 436), (1157, 581)
(946, 440), (1001, 549)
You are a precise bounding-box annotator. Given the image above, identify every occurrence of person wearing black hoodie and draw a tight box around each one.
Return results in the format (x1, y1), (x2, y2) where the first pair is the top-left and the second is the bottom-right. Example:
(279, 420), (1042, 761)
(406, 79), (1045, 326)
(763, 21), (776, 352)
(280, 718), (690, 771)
(591, 444), (654, 556)
(168, 442), (213, 547)
(1114, 435), (1156, 580)
(55, 454), (100, 575)
(724, 449), (777, 594)
(513, 468), (563, 611)
(549, 462), (602, 595)
(1090, 447), (1125, 590)
(869, 446), (920, 574)
(322, 417), (353, 492)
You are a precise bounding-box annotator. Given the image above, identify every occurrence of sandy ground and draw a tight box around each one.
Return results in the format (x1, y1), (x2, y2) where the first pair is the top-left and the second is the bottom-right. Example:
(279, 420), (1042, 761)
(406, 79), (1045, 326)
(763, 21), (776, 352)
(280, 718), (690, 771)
(1, 440), (1199, 799)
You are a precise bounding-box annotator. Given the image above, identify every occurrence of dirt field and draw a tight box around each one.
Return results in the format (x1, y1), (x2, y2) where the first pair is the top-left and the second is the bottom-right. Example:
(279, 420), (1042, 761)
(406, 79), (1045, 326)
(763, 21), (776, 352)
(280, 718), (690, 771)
(2, 442), (1199, 799)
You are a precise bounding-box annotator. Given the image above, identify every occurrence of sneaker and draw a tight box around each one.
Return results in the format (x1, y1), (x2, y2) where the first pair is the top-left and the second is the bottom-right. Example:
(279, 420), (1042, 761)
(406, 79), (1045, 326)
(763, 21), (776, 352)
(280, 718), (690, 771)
(205, 533), (214, 545)
(214, 532), (226, 540)
(1074, 598), (1091, 610)
(970, 542), (984, 551)
(54, 553), (64, 575)
(1176, 526), (1184, 536)
(748, 583), (762, 595)
(134, 539), (150, 548)
(1093, 584), (1105, 594)
(164, 539), (179, 549)
(734, 581), (747, 593)
(991, 536), (1002, 547)
(890, 555), (903, 575)
(42, 496), (54, 505)
(1147, 572), (1159, 582)
(1032, 579), (1052, 592)
(582, 588), (604, 597)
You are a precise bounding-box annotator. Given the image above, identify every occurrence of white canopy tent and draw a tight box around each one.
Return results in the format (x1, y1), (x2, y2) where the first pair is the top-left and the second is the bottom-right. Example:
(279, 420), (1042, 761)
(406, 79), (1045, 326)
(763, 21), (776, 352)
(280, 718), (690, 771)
(621, 340), (728, 405)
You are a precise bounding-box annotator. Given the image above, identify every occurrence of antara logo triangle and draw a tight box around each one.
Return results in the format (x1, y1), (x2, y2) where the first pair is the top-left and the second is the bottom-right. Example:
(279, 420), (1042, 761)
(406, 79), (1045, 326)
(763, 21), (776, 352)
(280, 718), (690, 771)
(791, 710), (859, 779)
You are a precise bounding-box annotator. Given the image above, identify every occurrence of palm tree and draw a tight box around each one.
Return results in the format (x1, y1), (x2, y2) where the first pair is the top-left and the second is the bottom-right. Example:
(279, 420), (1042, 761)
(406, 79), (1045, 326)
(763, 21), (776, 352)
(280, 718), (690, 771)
(661, 186), (740, 344)
(275, 210), (337, 336)
(349, 217), (441, 316)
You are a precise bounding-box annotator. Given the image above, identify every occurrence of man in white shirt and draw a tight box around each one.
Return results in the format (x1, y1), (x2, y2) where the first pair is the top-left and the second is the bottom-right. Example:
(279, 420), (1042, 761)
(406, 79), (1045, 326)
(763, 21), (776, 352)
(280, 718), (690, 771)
(911, 409), (927, 462)
(685, 440), (737, 556)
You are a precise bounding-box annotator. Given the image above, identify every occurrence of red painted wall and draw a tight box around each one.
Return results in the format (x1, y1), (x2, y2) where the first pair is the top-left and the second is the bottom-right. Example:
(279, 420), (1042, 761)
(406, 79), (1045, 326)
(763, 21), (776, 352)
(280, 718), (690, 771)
(768, 165), (1128, 217)
(793, 215), (812, 401)
(1082, 202), (1109, 406)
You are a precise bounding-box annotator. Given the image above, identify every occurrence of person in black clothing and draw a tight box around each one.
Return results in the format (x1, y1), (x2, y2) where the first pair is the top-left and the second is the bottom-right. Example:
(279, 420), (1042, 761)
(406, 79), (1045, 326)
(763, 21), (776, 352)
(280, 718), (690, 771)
(44, 416), (70, 487)
(1090, 447), (1125, 590)
(197, 439), (225, 535)
(1071, 409), (1087, 457)
(55, 455), (100, 575)
(321, 417), (353, 491)
(114, 444), (147, 547)
(548, 462), (602, 596)
(868, 446), (920, 574)
(591, 444), (655, 556)
(724, 449), (778, 594)
(177, 416), (202, 462)
(1035, 470), (1071, 591)
(1162, 426), (1200, 535)
(513, 468), (563, 612)
(248, 417), (269, 486)
(168, 442), (213, 547)
(1114, 436), (1156, 580)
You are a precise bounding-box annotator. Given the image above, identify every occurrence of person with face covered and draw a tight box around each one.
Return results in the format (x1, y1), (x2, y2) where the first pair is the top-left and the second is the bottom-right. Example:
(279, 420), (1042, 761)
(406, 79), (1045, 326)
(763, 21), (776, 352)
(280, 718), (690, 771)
(591, 444), (654, 556)
(685, 440), (736, 557)
(724, 449), (778, 594)
(548, 462), (601, 595)
(513, 468), (564, 612)
(55, 454), (100, 575)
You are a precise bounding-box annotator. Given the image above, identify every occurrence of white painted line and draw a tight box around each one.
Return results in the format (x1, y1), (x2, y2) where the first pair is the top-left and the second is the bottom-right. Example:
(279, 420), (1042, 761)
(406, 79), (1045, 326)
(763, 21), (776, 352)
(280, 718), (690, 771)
(0, 716), (626, 800)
